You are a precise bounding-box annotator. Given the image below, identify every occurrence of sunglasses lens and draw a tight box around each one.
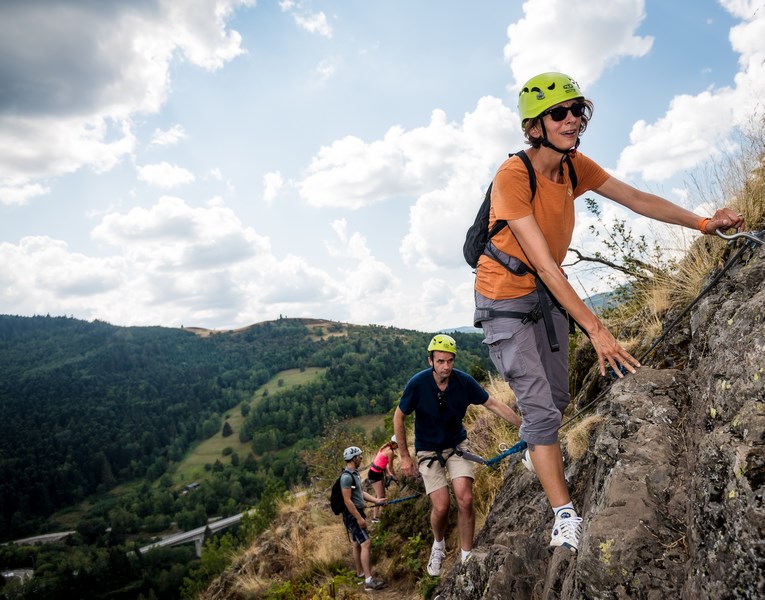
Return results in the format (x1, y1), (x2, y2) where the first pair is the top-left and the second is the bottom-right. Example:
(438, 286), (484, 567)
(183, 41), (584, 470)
(548, 106), (568, 121)
(546, 103), (585, 121)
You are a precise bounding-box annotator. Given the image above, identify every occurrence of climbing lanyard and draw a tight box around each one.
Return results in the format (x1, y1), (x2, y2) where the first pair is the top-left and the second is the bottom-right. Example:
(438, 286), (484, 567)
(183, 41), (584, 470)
(364, 493), (420, 508)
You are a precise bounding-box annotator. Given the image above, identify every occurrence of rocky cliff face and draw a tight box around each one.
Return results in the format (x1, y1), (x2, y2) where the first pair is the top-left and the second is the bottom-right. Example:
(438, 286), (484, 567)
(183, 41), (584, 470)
(434, 243), (765, 599)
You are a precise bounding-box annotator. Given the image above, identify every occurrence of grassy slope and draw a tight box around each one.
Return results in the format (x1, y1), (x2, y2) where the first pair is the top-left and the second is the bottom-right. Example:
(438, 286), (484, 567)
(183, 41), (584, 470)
(47, 367), (328, 529)
(172, 367), (327, 484)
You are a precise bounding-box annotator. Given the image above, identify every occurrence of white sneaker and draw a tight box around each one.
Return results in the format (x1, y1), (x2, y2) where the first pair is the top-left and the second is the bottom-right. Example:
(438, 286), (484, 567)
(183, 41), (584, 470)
(549, 509), (583, 552)
(521, 448), (536, 474)
(427, 546), (445, 576)
(364, 578), (386, 591)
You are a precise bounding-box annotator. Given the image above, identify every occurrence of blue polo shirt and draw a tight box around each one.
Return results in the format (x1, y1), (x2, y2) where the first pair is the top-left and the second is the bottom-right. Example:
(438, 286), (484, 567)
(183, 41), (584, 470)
(398, 368), (488, 452)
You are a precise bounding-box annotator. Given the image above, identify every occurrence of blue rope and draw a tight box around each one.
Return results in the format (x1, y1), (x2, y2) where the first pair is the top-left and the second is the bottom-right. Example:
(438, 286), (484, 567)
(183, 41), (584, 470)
(382, 493), (420, 505)
(483, 440), (527, 468)
(366, 493), (420, 508)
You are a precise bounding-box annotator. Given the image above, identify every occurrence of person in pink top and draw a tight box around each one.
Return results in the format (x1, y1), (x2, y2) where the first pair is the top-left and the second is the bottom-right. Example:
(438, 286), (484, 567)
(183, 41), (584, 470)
(367, 435), (399, 522)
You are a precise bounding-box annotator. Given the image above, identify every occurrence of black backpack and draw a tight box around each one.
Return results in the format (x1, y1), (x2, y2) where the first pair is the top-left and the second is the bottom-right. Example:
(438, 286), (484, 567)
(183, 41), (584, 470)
(329, 472), (350, 515)
(462, 150), (576, 269)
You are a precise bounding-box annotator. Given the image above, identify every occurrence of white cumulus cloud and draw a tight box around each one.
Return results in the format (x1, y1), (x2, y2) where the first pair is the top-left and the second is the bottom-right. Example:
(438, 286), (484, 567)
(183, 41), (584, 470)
(0, 0), (252, 188)
(151, 124), (188, 146)
(504, 0), (653, 90)
(136, 162), (196, 188)
(614, 2), (765, 181)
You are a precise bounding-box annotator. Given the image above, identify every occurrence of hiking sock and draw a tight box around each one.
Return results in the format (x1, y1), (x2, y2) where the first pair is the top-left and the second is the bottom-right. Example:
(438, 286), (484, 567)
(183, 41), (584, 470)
(552, 502), (574, 516)
(433, 538), (445, 550)
(461, 548), (471, 562)
(365, 576), (373, 585)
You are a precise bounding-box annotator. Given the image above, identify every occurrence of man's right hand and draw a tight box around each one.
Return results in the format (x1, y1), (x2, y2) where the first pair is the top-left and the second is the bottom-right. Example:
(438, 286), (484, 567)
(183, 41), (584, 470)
(356, 515), (367, 529)
(400, 455), (417, 478)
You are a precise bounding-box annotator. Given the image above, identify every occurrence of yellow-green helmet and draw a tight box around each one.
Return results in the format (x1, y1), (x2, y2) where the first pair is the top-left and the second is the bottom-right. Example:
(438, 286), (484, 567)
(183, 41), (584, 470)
(518, 72), (584, 125)
(428, 334), (457, 355)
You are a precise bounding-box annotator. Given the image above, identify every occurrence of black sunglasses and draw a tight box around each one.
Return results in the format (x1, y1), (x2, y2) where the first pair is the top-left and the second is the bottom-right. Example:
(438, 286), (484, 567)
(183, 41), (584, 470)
(542, 102), (586, 122)
(437, 390), (446, 411)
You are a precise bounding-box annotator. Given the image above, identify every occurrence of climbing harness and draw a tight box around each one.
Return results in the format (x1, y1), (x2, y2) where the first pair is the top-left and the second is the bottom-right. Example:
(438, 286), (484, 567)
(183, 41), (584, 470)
(476, 244), (565, 352)
(417, 449), (456, 469)
(416, 445), (487, 470)
(482, 227), (765, 467)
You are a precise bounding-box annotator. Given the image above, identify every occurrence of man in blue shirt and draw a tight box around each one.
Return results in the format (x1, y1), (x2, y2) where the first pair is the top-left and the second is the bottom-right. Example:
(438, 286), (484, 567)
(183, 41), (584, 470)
(393, 334), (521, 577)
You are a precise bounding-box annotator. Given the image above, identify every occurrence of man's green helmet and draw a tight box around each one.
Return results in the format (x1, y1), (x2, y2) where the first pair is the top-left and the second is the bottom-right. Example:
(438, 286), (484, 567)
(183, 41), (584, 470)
(428, 334), (457, 355)
(518, 72), (584, 125)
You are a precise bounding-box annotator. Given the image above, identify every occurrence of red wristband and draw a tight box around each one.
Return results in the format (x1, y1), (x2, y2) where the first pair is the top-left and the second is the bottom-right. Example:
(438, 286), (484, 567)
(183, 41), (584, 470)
(697, 217), (711, 234)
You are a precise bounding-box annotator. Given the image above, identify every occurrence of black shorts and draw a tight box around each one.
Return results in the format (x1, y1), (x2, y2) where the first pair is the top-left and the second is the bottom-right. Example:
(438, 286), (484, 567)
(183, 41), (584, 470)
(343, 510), (370, 544)
(368, 468), (384, 483)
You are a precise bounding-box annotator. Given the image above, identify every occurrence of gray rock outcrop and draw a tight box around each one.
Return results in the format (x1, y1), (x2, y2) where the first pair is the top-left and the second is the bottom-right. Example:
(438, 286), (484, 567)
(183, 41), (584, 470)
(435, 243), (765, 599)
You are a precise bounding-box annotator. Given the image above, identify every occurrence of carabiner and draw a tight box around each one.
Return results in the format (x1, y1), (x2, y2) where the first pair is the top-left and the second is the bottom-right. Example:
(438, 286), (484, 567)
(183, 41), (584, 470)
(715, 228), (765, 247)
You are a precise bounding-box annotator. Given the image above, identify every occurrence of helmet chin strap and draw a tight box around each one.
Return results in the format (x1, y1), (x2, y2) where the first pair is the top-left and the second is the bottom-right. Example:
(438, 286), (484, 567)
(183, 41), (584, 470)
(539, 120), (581, 175)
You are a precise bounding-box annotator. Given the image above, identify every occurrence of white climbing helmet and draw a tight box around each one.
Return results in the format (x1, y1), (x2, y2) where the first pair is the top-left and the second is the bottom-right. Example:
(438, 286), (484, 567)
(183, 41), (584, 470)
(343, 446), (362, 461)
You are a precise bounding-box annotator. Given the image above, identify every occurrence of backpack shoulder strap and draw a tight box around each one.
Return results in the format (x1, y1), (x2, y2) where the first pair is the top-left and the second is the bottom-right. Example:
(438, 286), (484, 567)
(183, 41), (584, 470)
(487, 150), (537, 240)
(514, 150), (537, 200)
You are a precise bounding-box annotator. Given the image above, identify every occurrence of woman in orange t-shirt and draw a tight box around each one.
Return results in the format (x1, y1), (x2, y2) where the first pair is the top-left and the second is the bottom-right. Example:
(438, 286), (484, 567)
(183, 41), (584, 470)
(474, 72), (744, 553)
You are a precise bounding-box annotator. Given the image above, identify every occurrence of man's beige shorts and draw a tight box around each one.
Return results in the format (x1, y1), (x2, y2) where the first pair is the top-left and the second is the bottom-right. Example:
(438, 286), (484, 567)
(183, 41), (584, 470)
(416, 448), (475, 495)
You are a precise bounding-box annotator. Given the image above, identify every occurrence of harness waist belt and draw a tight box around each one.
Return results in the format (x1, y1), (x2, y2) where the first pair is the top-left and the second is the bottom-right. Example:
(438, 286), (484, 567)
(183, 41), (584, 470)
(475, 243), (561, 352)
(417, 449), (457, 469)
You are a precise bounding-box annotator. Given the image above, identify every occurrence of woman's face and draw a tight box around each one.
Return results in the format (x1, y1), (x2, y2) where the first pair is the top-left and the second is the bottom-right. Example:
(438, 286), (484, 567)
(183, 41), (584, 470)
(535, 100), (584, 149)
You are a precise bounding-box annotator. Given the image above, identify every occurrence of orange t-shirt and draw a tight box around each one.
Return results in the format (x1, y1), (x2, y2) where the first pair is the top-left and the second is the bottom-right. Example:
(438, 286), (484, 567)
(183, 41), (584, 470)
(474, 152), (609, 300)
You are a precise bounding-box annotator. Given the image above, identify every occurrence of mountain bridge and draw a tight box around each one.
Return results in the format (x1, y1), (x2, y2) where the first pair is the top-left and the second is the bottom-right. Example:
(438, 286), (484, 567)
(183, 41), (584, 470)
(138, 510), (250, 557)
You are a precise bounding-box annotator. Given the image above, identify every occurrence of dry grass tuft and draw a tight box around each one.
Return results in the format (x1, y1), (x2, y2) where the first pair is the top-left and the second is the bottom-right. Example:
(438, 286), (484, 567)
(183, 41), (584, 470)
(231, 571), (269, 598)
(562, 414), (605, 461)
(199, 487), (354, 600)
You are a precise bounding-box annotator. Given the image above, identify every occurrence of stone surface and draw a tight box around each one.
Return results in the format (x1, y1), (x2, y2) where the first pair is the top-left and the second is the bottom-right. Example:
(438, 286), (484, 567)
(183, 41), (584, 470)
(434, 245), (765, 599)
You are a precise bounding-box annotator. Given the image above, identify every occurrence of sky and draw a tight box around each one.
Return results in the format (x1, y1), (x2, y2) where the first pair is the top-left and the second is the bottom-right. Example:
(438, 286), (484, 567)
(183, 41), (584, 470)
(1, 0), (763, 333)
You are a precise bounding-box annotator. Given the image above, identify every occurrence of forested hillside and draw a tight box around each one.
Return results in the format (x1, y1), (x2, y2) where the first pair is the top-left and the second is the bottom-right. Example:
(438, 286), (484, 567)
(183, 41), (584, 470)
(0, 315), (490, 543)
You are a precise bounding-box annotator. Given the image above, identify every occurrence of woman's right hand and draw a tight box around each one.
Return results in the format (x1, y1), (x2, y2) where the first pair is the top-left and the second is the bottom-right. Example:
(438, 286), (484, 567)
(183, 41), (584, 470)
(400, 455), (416, 478)
(588, 321), (641, 378)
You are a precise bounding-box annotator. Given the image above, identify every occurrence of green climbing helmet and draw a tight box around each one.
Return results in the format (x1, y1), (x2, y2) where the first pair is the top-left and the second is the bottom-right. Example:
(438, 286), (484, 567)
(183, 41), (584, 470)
(427, 334), (457, 355)
(518, 72), (584, 125)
